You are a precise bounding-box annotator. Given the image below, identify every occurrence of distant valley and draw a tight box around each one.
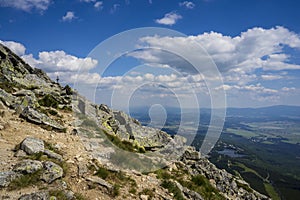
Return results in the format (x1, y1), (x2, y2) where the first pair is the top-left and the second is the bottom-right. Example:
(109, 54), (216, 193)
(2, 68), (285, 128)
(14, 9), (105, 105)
(131, 105), (300, 200)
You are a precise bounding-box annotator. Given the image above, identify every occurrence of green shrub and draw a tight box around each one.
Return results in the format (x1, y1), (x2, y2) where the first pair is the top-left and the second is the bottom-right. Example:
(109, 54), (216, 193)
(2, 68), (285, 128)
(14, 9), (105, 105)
(8, 170), (42, 190)
(129, 187), (137, 194)
(236, 181), (253, 193)
(38, 94), (59, 108)
(138, 188), (155, 200)
(49, 190), (68, 200)
(155, 168), (172, 180)
(95, 167), (109, 179)
(112, 184), (120, 197)
(161, 180), (184, 200)
(191, 174), (206, 186)
(74, 193), (86, 200)
(48, 109), (58, 116)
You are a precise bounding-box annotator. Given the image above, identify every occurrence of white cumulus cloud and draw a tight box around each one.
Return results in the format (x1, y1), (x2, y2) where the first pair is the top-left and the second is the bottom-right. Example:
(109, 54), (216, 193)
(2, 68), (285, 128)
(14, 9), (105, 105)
(155, 12), (182, 26)
(94, 1), (103, 9)
(22, 50), (98, 72)
(62, 11), (76, 22)
(0, 0), (51, 12)
(131, 26), (300, 81)
(0, 40), (26, 56)
(179, 1), (195, 9)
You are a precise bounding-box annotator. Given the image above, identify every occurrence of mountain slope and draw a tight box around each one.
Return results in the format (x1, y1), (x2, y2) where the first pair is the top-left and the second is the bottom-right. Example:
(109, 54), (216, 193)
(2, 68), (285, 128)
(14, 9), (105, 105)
(0, 43), (270, 200)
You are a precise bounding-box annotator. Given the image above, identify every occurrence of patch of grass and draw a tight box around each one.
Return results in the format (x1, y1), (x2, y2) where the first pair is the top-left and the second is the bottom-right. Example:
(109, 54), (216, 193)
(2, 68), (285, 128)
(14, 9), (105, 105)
(95, 167), (109, 179)
(8, 170), (42, 190)
(155, 168), (172, 180)
(74, 193), (87, 200)
(105, 133), (145, 153)
(263, 183), (280, 200)
(38, 94), (59, 108)
(49, 190), (68, 200)
(226, 128), (258, 139)
(236, 181), (253, 193)
(48, 109), (58, 116)
(156, 168), (225, 200)
(112, 184), (120, 197)
(93, 165), (137, 197)
(27, 85), (39, 90)
(129, 187), (137, 194)
(138, 188), (155, 200)
(181, 174), (225, 200)
(161, 180), (184, 200)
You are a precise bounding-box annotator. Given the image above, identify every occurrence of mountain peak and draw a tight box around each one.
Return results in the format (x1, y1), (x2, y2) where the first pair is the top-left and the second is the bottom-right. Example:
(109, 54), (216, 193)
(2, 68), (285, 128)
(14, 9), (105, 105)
(0, 44), (270, 200)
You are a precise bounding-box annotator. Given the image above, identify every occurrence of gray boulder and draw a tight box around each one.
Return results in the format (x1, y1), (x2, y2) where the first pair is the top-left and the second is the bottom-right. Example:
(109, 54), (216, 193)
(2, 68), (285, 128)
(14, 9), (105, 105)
(43, 149), (63, 162)
(0, 171), (18, 187)
(0, 88), (15, 107)
(19, 191), (49, 200)
(13, 159), (43, 174)
(86, 176), (113, 190)
(21, 106), (65, 131)
(175, 180), (204, 200)
(41, 161), (63, 183)
(21, 137), (44, 155)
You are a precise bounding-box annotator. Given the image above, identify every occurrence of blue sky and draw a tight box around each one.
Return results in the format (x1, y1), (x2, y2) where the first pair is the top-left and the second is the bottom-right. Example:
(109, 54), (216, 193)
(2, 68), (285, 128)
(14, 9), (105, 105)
(0, 0), (300, 108)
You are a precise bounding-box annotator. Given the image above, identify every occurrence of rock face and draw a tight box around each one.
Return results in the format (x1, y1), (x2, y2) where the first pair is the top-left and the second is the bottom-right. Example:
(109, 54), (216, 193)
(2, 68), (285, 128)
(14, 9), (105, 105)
(0, 43), (71, 132)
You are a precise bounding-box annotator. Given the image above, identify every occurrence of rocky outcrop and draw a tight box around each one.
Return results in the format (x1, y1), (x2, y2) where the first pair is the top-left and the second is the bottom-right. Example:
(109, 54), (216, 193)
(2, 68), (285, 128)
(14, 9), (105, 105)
(0, 43), (71, 132)
(21, 106), (65, 131)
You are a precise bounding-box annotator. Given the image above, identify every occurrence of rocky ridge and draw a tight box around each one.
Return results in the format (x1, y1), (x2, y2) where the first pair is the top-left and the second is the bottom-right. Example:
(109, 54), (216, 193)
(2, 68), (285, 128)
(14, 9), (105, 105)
(0, 43), (270, 199)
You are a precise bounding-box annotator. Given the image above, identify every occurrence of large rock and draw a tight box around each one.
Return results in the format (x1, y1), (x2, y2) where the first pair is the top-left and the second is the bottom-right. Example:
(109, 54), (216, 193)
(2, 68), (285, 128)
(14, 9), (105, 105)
(41, 161), (63, 183)
(86, 176), (113, 190)
(0, 171), (18, 187)
(175, 180), (204, 200)
(19, 192), (49, 200)
(182, 146), (200, 161)
(21, 106), (65, 131)
(13, 159), (43, 174)
(21, 137), (44, 155)
(0, 88), (15, 107)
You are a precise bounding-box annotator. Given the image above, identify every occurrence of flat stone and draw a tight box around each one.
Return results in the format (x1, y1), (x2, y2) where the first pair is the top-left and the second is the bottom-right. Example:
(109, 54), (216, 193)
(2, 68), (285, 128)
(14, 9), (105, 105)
(43, 149), (63, 162)
(20, 137), (44, 155)
(86, 176), (113, 190)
